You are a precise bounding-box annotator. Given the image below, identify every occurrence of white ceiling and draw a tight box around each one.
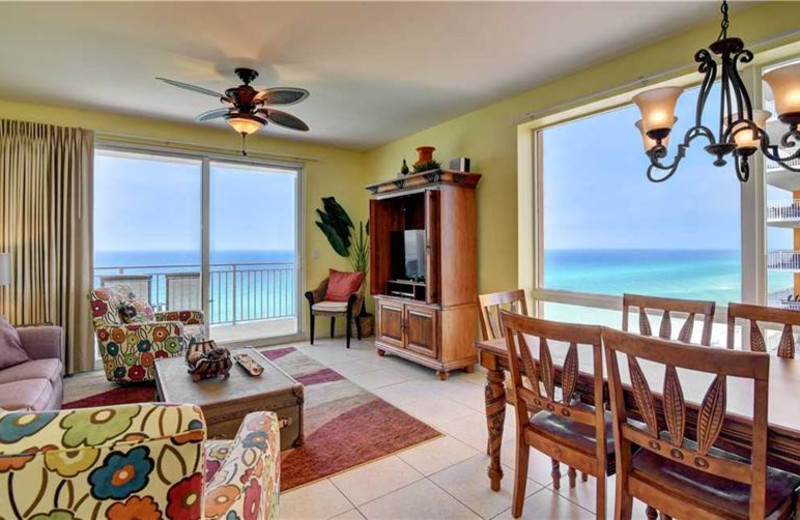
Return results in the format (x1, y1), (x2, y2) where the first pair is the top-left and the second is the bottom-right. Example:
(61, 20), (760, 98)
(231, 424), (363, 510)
(0, 2), (734, 150)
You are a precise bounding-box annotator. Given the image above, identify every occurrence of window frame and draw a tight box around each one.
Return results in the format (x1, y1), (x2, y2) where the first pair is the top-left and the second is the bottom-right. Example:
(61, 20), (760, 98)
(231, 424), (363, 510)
(518, 48), (800, 327)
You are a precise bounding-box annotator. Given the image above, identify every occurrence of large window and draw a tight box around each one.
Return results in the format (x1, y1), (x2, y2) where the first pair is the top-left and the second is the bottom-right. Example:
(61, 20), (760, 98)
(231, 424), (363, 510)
(539, 86), (742, 322)
(93, 148), (302, 345)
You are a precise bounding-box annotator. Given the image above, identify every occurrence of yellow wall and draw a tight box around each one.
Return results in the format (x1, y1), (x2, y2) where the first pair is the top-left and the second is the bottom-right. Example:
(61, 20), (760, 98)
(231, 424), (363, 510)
(363, 2), (800, 297)
(0, 99), (368, 333)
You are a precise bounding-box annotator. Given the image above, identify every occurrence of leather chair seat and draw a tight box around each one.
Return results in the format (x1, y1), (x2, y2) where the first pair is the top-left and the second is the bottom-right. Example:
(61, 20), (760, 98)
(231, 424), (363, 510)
(632, 439), (800, 520)
(527, 404), (615, 456)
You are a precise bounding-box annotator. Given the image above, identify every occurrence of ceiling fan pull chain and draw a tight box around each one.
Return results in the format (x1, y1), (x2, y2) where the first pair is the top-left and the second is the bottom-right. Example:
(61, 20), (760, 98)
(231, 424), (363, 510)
(242, 133), (247, 156)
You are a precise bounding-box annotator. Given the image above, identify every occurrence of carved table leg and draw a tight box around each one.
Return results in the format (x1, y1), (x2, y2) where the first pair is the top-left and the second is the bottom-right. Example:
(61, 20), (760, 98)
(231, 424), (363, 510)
(485, 364), (506, 492)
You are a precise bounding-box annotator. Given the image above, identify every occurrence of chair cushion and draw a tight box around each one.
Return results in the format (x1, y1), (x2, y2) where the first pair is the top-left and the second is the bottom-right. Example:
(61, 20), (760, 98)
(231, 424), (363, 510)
(528, 404), (615, 457)
(0, 378), (53, 411)
(204, 440), (234, 483)
(0, 358), (62, 386)
(0, 316), (29, 370)
(119, 303), (146, 324)
(312, 301), (349, 313)
(632, 440), (800, 519)
(325, 269), (364, 302)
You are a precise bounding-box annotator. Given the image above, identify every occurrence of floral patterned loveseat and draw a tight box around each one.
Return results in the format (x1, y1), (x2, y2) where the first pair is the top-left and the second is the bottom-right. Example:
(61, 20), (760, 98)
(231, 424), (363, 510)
(0, 403), (280, 520)
(88, 284), (206, 383)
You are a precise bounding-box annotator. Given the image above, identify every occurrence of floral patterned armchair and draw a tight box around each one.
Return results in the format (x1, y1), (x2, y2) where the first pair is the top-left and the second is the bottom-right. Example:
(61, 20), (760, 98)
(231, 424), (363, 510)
(0, 403), (280, 520)
(88, 284), (206, 383)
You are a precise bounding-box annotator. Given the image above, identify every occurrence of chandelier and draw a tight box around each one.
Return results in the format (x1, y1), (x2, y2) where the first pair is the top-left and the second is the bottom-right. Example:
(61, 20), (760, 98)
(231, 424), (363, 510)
(633, 0), (800, 182)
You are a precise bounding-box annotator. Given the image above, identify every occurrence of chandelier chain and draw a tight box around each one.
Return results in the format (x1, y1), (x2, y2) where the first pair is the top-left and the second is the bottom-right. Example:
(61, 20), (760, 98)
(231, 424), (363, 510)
(717, 0), (730, 41)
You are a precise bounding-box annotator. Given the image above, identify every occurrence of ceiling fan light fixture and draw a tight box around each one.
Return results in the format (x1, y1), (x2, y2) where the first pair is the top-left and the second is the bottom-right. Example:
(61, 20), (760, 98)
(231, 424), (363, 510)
(226, 113), (266, 136)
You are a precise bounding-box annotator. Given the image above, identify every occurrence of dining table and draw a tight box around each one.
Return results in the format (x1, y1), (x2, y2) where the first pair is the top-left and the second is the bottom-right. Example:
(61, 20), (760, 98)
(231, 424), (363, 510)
(475, 336), (800, 492)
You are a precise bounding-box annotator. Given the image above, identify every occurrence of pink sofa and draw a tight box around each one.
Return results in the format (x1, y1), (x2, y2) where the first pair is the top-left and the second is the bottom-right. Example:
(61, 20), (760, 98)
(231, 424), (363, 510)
(0, 324), (63, 411)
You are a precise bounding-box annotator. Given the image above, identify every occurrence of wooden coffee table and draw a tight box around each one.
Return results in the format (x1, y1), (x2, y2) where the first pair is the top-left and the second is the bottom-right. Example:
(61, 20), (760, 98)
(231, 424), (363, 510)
(155, 347), (304, 450)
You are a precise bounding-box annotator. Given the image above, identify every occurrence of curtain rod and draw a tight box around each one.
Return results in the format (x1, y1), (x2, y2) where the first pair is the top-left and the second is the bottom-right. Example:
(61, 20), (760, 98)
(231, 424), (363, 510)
(95, 130), (321, 163)
(516, 25), (800, 125)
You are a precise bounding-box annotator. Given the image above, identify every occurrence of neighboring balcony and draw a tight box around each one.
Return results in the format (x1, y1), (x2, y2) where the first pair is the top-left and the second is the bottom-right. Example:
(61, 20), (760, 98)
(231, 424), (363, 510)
(768, 287), (800, 311)
(767, 199), (800, 228)
(767, 251), (800, 271)
(94, 262), (298, 342)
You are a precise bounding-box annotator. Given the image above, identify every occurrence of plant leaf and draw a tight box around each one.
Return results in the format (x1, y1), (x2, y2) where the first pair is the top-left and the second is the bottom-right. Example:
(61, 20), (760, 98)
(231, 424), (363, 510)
(316, 221), (349, 256)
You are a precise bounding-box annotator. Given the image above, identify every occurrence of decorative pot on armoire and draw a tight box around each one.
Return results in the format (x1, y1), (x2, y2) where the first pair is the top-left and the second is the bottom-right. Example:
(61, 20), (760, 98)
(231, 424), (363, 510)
(366, 169), (481, 380)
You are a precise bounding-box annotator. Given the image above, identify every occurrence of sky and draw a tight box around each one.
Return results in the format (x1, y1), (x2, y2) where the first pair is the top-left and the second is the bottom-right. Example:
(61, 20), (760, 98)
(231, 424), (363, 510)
(542, 84), (791, 251)
(94, 152), (296, 255)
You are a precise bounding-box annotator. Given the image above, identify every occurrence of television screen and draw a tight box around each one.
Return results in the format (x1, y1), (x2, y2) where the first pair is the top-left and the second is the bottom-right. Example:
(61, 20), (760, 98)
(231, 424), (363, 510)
(391, 230), (426, 280)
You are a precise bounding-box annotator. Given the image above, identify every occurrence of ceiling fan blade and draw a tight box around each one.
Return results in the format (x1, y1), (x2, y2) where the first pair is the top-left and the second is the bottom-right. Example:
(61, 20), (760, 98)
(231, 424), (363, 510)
(156, 77), (231, 101)
(254, 87), (309, 106)
(259, 109), (310, 132)
(196, 108), (232, 121)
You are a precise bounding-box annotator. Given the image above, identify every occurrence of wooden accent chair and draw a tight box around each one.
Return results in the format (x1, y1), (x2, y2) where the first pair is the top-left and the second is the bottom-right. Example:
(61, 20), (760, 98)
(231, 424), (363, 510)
(728, 302), (800, 357)
(500, 310), (611, 519)
(603, 328), (800, 520)
(622, 293), (716, 346)
(305, 275), (365, 349)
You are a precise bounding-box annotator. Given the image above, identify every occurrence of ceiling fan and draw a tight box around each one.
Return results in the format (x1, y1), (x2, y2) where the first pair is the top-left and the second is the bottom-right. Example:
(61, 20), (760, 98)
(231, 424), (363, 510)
(156, 67), (310, 154)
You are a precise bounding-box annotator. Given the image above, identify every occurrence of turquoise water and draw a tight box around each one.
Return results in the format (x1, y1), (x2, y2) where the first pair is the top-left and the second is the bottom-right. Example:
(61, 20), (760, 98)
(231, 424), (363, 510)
(545, 249), (743, 302)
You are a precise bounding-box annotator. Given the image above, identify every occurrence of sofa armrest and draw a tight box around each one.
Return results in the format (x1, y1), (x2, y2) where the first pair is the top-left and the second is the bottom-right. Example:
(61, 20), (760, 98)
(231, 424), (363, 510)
(205, 412), (281, 520)
(154, 310), (205, 325)
(17, 325), (63, 360)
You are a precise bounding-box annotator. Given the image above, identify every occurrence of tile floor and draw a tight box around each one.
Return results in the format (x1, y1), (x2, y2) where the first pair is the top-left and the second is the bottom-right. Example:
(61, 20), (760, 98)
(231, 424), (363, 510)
(278, 337), (652, 520)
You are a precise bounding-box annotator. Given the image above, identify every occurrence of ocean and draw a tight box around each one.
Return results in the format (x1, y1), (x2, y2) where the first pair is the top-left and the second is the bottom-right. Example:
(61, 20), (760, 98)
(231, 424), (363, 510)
(94, 248), (790, 327)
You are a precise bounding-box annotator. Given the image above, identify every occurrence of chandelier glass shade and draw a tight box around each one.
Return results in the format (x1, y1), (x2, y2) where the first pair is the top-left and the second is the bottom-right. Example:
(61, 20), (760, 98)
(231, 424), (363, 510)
(633, 0), (800, 182)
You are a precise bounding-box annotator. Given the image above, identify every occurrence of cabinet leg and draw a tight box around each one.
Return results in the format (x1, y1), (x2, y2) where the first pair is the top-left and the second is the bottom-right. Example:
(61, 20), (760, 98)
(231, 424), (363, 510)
(436, 370), (450, 381)
(464, 364), (476, 374)
(376, 349), (385, 357)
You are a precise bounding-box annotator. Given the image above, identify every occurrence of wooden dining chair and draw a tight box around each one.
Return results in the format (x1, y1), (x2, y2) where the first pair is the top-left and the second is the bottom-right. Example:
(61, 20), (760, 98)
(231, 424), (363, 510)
(603, 327), (800, 520)
(479, 289), (528, 341)
(622, 293), (716, 346)
(728, 302), (800, 357)
(500, 310), (610, 519)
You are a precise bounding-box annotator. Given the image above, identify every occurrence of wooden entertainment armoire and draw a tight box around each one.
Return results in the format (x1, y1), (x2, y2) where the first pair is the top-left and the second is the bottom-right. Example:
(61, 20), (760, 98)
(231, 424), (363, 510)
(366, 170), (481, 381)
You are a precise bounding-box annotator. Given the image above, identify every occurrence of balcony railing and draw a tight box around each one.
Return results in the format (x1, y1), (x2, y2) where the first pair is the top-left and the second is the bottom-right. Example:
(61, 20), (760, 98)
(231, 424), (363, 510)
(767, 287), (800, 310)
(767, 251), (800, 271)
(767, 199), (800, 221)
(94, 262), (297, 326)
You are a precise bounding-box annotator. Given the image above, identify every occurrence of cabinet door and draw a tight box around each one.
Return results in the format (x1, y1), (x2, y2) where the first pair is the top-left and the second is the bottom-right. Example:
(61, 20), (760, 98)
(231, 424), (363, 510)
(425, 190), (440, 304)
(376, 299), (404, 349)
(404, 304), (438, 358)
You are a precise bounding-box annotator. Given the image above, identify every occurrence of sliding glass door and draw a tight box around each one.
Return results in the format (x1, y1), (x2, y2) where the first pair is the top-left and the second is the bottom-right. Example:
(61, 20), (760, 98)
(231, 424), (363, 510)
(94, 150), (202, 312)
(94, 148), (301, 345)
(209, 161), (299, 342)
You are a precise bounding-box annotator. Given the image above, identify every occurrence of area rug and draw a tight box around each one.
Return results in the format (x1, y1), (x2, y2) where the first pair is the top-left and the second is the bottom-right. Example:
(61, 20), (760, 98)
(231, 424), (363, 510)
(63, 346), (441, 490)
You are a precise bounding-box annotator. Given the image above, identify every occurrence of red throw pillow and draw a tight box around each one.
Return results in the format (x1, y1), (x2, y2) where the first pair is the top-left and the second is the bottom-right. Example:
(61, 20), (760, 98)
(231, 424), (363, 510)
(325, 269), (364, 302)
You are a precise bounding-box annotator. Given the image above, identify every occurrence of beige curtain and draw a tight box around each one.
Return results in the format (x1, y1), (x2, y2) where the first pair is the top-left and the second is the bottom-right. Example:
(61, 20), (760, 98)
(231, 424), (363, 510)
(0, 119), (94, 374)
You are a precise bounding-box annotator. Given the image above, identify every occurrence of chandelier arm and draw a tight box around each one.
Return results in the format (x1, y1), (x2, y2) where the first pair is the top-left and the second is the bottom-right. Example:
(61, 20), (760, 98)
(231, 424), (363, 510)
(719, 53), (733, 142)
(733, 153), (750, 182)
(730, 51), (755, 121)
(694, 50), (717, 128)
(760, 142), (800, 172)
(646, 125), (715, 182)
